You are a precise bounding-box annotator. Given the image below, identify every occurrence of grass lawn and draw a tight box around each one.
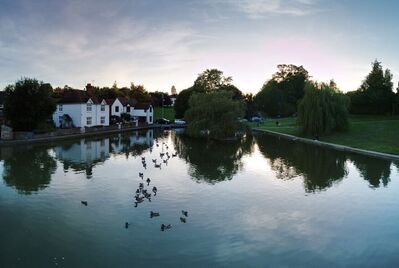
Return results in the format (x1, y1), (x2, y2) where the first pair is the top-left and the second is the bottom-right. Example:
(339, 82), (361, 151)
(154, 107), (176, 121)
(252, 115), (399, 155)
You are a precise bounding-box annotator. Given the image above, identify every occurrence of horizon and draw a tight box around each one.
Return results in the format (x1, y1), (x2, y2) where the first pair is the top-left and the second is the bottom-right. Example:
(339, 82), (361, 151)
(1, 0), (399, 94)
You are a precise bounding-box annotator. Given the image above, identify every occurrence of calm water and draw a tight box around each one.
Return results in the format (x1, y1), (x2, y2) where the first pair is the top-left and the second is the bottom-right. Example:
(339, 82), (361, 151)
(0, 129), (398, 267)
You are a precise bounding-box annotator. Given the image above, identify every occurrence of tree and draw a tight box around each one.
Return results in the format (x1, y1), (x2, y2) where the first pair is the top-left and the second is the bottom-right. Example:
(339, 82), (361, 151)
(348, 60), (395, 114)
(129, 82), (151, 102)
(174, 69), (243, 118)
(4, 78), (56, 131)
(255, 64), (309, 117)
(185, 91), (245, 139)
(192, 69), (233, 92)
(297, 81), (349, 136)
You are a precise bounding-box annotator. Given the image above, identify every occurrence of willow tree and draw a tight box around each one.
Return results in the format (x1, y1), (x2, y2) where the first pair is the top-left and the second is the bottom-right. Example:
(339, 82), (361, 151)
(298, 81), (349, 136)
(185, 91), (245, 139)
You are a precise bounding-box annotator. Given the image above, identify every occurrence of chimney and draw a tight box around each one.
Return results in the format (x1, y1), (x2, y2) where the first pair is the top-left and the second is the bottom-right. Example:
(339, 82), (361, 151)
(86, 83), (93, 96)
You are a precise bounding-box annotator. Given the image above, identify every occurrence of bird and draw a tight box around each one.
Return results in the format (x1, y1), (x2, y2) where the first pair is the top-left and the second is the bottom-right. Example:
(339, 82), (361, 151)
(139, 183), (144, 189)
(135, 189), (140, 194)
(161, 224), (172, 231)
(81, 201), (88, 206)
(152, 186), (157, 195)
(152, 159), (157, 163)
(135, 196), (144, 203)
(172, 152), (177, 157)
(150, 211), (160, 218)
(163, 159), (168, 164)
(125, 222), (130, 229)
(155, 163), (161, 168)
(180, 217), (186, 223)
(139, 172), (143, 177)
(146, 178), (151, 185)
(160, 153), (164, 157)
(182, 210), (188, 217)
(141, 157), (145, 161)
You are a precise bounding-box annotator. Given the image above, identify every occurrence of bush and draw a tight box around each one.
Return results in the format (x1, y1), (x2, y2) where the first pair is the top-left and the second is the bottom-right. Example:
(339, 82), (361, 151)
(298, 82), (349, 136)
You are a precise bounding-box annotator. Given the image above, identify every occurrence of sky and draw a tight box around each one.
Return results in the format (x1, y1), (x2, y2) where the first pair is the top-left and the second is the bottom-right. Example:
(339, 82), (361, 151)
(1, 0), (399, 94)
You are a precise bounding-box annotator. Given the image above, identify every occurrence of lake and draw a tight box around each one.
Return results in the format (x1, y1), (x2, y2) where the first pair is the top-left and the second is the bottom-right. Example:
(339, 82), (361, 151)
(0, 129), (398, 267)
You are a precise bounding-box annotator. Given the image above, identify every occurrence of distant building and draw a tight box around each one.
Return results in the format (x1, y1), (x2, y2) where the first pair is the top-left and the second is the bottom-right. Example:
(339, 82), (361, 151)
(52, 88), (110, 128)
(107, 97), (153, 124)
(171, 85), (177, 95)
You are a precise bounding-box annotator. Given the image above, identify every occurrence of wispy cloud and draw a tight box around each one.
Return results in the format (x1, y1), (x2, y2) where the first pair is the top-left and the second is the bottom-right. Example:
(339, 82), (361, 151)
(220, 0), (320, 18)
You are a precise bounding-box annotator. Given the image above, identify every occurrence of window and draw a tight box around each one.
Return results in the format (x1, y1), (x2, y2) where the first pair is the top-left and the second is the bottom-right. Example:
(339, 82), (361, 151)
(126, 106), (131, 113)
(115, 106), (119, 113)
(149, 106), (152, 112)
(86, 117), (92, 125)
(100, 116), (105, 124)
(101, 104), (105, 111)
(87, 103), (92, 112)
(149, 116), (152, 123)
(58, 105), (63, 112)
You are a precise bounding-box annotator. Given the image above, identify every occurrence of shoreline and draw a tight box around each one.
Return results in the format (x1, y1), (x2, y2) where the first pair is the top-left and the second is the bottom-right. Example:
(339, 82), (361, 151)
(253, 128), (399, 161)
(0, 124), (186, 146)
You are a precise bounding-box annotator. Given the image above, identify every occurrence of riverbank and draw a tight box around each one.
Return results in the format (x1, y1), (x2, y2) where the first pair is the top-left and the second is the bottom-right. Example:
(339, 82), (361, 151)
(252, 115), (399, 159)
(0, 123), (186, 146)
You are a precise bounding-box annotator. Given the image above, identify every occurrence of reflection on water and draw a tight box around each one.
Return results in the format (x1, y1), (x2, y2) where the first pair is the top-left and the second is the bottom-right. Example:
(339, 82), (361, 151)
(0, 129), (398, 267)
(172, 133), (254, 183)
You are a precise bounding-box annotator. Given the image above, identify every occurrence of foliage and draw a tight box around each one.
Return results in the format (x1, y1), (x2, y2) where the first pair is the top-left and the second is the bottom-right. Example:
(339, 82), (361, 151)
(347, 60), (395, 114)
(174, 88), (194, 118)
(185, 91), (245, 139)
(4, 78), (56, 131)
(297, 81), (350, 136)
(150, 91), (172, 107)
(120, 113), (131, 122)
(174, 69), (243, 118)
(244, 93), (257, 119)
(255, 64), (309, 117)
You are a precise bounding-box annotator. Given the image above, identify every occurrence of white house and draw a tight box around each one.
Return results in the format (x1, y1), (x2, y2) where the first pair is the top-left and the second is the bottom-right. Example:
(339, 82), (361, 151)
(108, 97), (153, 124)
(53, 89), (110, 128)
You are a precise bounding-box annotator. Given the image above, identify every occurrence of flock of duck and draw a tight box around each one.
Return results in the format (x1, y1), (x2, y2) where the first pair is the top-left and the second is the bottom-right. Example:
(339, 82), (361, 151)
(81, 139), (188, 232)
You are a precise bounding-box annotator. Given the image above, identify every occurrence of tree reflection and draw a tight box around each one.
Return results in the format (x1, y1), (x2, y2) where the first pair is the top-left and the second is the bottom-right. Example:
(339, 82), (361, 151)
(1, 145), (56, 194)
(172, 133), (254, 183)
(349, 155), (391, 188)
(256, 134), (395, 192)
(256, 135), (348, 192)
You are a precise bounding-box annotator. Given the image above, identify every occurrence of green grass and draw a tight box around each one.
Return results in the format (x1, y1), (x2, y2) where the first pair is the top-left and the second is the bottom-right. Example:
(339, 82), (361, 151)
(252, 115), (399, 155)
(154, 107), (176, 121)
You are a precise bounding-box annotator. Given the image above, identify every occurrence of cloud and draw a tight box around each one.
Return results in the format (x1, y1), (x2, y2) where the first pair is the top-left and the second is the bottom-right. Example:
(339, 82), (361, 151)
(221, 0), (320, 18)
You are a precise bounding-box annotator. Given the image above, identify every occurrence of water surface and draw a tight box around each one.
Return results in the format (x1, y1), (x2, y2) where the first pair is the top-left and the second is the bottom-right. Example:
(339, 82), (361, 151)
(0, 129), (398, 267)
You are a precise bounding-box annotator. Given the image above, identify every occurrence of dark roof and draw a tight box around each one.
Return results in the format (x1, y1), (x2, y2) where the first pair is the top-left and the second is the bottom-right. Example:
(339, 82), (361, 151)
(134, 103), (152, 110)
(105, 98), (116, 105)
(57, 90), (102, 104)
(119, 97), (138, 107)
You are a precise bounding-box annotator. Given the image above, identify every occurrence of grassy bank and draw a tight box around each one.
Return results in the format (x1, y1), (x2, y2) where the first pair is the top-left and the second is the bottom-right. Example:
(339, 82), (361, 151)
(252, 115), (399, 155)
(154, 107), (176, 121)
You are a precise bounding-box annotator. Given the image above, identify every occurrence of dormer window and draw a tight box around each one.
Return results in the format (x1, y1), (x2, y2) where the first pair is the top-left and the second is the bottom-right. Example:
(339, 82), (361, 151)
(87, 103), (92, 112)
(101, 104), (105, 111)
(59, 105), (63, 112)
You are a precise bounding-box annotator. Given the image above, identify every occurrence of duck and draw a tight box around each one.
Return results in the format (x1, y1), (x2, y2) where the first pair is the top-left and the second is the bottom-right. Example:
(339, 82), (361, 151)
(139, 172), (144, 178)
(155, 163), (161, 168)
(141, 157), (145, 161)
(152, 186), (157, 195)
(150, 211), (160, 218)
(161, 224), (172, 231)
(136, 189), (140, 194)
(146, 178), (151, 185)
(163, 159), (168, 164)
(182, 210), (188, 217)
(139, 183), (144, 189)
(180, 217), (186, 223)
(81, 201), (88, 206)
(125, 222), (130, 229)
(135, 196), (144, 203)
(172, 152), (177, 157)
(152, 159), (157, 163)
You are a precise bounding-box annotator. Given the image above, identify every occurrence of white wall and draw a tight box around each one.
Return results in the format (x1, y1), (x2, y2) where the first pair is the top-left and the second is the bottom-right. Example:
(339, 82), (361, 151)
(53, 100), (110, 128)
(132, 105), (153, 124)
(111, 98), (124, 117)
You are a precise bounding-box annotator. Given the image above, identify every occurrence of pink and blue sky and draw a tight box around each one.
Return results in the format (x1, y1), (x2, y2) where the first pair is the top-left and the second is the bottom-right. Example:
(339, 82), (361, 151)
(0, 0), (398, 93)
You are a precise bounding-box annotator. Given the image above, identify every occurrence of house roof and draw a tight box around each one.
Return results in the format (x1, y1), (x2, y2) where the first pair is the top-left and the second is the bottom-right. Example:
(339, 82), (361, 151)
(57, 90), (102, 104)
(134, 103), (151, 110)
(119, 97), (138, 107)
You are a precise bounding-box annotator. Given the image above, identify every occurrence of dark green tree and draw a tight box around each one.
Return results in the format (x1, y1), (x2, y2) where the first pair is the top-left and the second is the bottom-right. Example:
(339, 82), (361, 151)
(255, 64), (309, 117)
(297, 81), (349, 136)
(174, 69), (243, 118)
(347, 60), (395, 114)
(4, 78), (56, 131)
(185, 91), (245, 139)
